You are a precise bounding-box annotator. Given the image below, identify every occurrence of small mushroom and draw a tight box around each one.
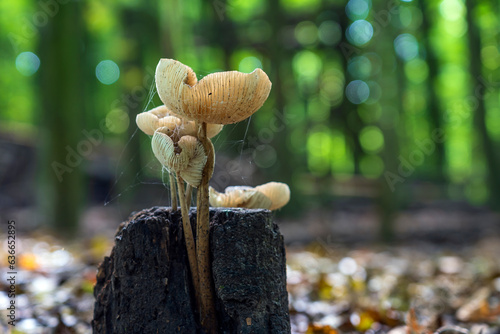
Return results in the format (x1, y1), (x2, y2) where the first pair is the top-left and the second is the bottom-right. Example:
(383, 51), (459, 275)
(155, 59), (272, 124)
(151, 127), (208, 188)
(254, 182), (291, 210)
(209, 186), (272, 209)
(209, 182), (290, 210)
(136, 105), (223, 137)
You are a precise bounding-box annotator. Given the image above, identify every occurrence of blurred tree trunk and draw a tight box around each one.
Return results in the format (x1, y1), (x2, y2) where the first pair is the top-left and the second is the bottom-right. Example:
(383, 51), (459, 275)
(465, 0), (500, 208)
(208, 0), (237, 70)
(336, 9), (363, 175)
(267, 0), (288, 177)
(119, 4), (160, 206)
(159, 0), (196, 60)
(419, 0), (446, 182)
(372, 0), (403, 242)
(37, 1), (85, 236)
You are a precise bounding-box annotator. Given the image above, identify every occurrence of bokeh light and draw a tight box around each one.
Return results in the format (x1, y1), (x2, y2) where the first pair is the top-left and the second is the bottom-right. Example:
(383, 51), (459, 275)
(439, 0), (464, 21)
(96, 60), (120, 85)
(394, 33), (419, 61)
(227, 0), (265, 22)
(338, 257), (357, 275)
(359, 126), (384, 153)
(321, 69), (345, 106)
(398, 6), (413, 28)
(295, 21), (318, 46)
(293, 50), (322, 78)
(397, 6), (423, 30)
(238, 56), (262, 73)
(346, 20), (373, 46)
(281, 0), (321, 13)
(105, 109), (129, 134)
(307, 126), (333, 175)
(330, 130), (354, 174)
(15, 52), (41, 76)
(345, 0), (371, 21)
(405, 58), (429, 84)
(345, 80), (370, 104)
(318, 20), (342, 46)
(348, 56), (372, 79)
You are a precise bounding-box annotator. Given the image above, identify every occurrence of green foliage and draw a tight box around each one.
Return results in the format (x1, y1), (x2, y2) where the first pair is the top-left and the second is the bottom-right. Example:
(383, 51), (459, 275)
(2, 0), (500, 225)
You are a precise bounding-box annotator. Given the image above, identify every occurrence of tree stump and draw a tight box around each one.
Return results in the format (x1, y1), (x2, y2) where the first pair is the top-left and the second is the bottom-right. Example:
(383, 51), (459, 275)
(92, 207), (290, 334)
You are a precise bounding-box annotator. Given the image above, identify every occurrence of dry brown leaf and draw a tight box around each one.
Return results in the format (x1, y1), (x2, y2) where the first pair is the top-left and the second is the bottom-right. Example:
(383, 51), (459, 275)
(406, 308), (432, 334)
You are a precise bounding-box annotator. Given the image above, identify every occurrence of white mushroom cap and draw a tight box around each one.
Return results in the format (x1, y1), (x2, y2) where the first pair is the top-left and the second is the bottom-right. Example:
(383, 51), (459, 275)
(156, 59), (272, 125)
(254, 182), (290, 210)
(209, 182), (290, 210)
(136, 105), (223, 138)
(209, 186), (272, 209)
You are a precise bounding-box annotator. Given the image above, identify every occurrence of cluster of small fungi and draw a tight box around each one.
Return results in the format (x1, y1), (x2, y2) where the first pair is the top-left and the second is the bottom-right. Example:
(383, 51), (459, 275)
(135, 59), (290, 333)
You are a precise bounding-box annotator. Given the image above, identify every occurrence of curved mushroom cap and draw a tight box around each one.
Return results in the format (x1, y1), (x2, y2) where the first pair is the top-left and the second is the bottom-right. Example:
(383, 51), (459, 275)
(136, 105), (223, 138)
(149, 104), (170, 118)
(156, 59), (272, 125)
(136, 105), (167, 135)
(136, 111), (160, 136)
(209, 186), (272, 209)
(254, 182), (290, 210)
(151, 128), (208, 187)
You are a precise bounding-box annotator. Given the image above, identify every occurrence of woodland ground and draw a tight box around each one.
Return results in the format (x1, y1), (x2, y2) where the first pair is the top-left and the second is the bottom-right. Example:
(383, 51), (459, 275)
(0, 205), (499, 334)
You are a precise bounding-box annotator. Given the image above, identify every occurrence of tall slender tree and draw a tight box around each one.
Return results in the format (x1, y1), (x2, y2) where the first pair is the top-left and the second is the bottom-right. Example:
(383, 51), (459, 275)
(418, 0), (446, 182)
(373, 0), (403, 242)
(465, 0), (500, 208)
(38, 0), (86, 236)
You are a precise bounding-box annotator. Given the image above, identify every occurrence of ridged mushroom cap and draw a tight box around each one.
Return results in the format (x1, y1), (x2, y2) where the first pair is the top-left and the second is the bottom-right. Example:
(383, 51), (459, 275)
(151, 128), (208, 187)
(254, 182), (290, 210)
(136, 105), (223, 137)
(155, 59), (272, 124)
(209, 186), (272, 209)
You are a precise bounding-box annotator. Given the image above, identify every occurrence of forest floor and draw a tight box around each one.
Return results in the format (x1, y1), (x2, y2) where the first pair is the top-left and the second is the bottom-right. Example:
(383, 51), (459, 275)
(0, 228), (499, 333)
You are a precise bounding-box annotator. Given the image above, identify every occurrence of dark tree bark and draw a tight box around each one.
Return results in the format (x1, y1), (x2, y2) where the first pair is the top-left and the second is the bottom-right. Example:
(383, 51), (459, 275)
(92, 207), (290, 334)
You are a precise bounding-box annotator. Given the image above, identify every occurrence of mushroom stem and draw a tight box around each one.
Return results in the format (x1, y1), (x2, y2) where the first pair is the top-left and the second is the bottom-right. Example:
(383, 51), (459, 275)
(186, 183), (193, 206)
(176, 175), (200, 305)
(169, 172), (178, 211)
(196, 122), (217, 333)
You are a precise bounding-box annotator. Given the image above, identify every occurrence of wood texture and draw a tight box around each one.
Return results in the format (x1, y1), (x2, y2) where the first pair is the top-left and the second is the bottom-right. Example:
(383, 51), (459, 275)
(92, 207), (290, 334)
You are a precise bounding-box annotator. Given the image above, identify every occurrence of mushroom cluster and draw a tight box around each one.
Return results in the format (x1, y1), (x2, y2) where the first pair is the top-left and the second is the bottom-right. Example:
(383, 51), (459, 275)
(136, 59), (290, 333)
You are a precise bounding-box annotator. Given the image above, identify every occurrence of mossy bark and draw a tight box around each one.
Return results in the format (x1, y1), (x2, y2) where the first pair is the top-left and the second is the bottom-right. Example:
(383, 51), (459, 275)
(92, 207), (290, 334)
